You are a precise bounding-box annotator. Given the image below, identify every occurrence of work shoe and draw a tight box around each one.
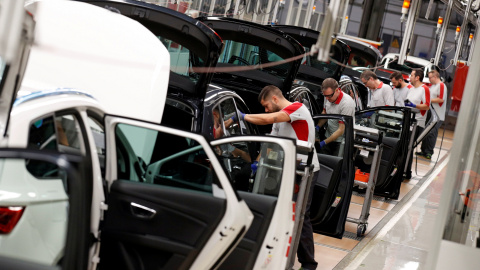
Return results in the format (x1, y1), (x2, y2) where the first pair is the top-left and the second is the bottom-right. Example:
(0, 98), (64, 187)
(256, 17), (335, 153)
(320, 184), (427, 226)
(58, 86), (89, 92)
(415, 151), (426, 156)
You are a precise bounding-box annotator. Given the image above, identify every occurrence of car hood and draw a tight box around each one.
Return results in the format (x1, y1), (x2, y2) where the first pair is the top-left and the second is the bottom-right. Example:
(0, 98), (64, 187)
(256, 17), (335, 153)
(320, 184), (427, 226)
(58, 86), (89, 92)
(79, 0), (224, 100)
(199, 17), (304, 94)
(22, 0), (170, 124)
(272, 25), (350, 82)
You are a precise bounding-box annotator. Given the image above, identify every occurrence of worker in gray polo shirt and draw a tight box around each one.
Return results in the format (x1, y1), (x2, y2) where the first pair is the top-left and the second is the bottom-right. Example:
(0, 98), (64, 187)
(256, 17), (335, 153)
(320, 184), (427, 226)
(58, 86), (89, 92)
(360, 70), (394, 107)
(316, 78), (356, 156)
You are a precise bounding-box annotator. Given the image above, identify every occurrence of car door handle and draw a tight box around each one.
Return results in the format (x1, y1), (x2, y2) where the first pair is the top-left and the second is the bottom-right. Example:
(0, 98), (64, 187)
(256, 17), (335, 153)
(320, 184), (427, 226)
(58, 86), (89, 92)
(130, 202), (156, 219)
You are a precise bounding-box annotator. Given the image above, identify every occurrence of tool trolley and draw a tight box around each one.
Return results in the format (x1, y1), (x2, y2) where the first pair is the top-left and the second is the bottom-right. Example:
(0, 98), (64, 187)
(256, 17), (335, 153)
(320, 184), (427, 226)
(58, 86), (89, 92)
(347, 125), (384, 237)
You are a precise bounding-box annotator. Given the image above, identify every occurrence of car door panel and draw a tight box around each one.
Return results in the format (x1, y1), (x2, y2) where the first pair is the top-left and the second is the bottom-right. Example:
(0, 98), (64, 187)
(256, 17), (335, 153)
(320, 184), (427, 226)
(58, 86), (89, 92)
(355, 107), (412, 199)
(100, 180), (226, 270)
(311, 154), (343, 224)
(104, 116), (254, 270)
(210, 136), (297, 270)
(310, 115), (354, 239)
(218, 192), (277, 270)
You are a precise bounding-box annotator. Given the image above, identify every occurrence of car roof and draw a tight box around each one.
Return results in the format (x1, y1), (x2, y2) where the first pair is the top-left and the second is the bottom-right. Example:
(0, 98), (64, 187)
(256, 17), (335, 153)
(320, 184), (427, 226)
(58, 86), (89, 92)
(23, 0), (170, 124)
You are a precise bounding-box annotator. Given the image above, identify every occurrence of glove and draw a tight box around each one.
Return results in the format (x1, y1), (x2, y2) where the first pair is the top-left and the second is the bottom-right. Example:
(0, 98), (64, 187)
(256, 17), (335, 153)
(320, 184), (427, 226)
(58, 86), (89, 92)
(251, 161), (259, 174)
(404, 101), (416, 108)
(363, 111), (375, 117)
(232, 110), (246, 122)
(315, 125), (320, 132)
(319, 140), (326, 149)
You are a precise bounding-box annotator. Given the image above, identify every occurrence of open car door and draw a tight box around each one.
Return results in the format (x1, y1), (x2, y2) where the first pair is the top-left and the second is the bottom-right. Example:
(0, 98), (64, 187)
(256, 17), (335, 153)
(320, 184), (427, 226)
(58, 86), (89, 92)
(311, 115), (355, 239)
(355, 106), (413, 199)
(210, 136), (298, 269)
(100, 116), (296, 269)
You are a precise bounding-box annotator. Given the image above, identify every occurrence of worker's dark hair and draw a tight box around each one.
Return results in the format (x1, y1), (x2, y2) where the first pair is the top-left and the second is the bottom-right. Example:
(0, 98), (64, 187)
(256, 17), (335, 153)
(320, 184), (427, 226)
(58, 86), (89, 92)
(258, 85), (283, 103)
(412, 68), (424, 82)
(360, 70), (378, 81)
(428, 70), (440, 79)
(322, 78), (339, 91)
(390, 71), (404, 81)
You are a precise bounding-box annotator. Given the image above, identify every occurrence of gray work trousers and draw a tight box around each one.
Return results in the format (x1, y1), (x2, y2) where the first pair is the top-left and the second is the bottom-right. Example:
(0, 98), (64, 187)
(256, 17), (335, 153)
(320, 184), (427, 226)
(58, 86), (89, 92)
(421, 120), (444, 155)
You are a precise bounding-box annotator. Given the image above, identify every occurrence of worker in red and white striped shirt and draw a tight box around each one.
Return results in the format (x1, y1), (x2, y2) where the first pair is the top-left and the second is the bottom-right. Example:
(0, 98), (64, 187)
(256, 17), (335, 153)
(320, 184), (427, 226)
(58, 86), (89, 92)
(417, 70), (447, 160)
(404, 68), (430, 179)
(242, 85), (320, 270)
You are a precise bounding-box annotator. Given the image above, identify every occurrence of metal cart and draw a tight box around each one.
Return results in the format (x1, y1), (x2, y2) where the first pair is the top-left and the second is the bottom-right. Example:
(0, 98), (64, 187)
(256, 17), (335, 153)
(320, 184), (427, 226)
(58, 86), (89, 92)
(347, 125), (384, 237)
(286, 141), (316, 270)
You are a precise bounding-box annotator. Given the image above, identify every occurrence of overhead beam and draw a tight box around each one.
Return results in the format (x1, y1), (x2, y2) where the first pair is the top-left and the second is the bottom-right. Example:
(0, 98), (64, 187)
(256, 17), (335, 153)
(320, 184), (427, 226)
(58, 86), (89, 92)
(453, 0), (473, 64)
(434, 0), (454, 66)
(438, 0), (478, 26)
(398, 0), (422, 65)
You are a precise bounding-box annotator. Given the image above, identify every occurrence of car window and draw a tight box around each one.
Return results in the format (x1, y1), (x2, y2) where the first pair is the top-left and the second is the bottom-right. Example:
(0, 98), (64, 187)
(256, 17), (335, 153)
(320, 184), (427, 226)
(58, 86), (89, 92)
(116, 123), (219, 194)
(347, 48), (377, 68)
(217, 99), (242, 137)
(215, 140), (285, 195)
(26, 113), (85, 179)
(157, 36), (205, 84)
(235, 100), (254, 135)
(340, 83), (363, 111)
(162, 98), (195, 131)
(219, 40), (292, 80)
(355, 109), (405, 139)
(387, 60), (424, 74)
(316, 118), (347, 157)
(301, 46), (338, 76)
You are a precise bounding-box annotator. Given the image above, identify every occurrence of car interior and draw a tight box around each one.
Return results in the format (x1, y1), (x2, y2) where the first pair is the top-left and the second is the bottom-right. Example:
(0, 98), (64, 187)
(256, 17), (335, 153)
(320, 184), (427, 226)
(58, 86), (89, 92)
(99, 123), (228, 270)
(311, 115), (355, 238)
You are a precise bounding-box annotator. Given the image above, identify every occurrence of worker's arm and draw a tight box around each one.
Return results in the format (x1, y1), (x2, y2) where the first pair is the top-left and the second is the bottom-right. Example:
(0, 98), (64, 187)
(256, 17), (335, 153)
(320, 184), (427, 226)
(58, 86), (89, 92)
(431, 97), (444, 104)
(324, 122), (345, 144)
(231, 148), (252, 163)
(316, 109), (328, 128)
(244, 111), (290, 125)
(224, 118), (234, 128)
(214, 125), (224, 139)
(415, 103), (429, 110)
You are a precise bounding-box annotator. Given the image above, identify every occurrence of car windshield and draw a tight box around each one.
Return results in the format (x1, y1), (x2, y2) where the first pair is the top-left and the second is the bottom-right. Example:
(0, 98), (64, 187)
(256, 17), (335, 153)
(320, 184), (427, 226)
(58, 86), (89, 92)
(158, 36), (205, 85)
(386, 59), (424, 74)
(347, 48), (377, 68)
(218, 40), (292, 81)
(301, 46), (338, 76)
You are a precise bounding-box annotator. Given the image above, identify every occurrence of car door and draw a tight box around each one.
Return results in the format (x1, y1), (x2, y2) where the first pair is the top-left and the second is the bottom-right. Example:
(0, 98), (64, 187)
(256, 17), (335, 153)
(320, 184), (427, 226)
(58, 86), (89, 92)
(310, 114), (355, 238)
(211, 135), (299, 270)
(101, 115), (298, 270)
(355, 106), (413, 199)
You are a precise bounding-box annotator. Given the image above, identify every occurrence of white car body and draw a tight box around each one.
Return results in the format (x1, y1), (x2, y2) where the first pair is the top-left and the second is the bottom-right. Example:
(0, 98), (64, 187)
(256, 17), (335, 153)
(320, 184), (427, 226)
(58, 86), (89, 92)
(381, 53), (441, 84)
